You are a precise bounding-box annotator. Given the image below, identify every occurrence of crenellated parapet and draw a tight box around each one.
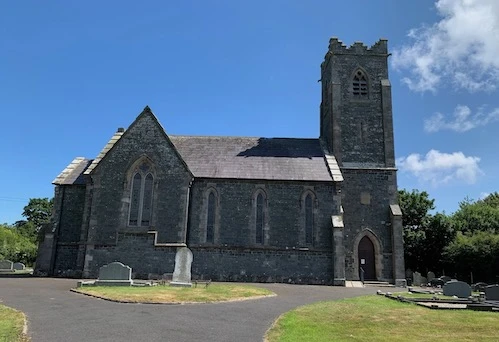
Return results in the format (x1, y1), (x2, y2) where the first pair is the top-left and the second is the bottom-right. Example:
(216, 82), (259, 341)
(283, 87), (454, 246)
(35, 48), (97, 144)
(326, 37), (388, 56)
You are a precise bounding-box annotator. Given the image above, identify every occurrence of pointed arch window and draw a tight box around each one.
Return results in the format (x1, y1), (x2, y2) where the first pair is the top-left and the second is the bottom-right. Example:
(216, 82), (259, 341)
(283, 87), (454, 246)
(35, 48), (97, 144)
(353, 69), (368, 97)
(128, 162), (154, 226)
(305, 193), (314, 244)
(255, 193), (265, 244)
(206, 191), (216, 243)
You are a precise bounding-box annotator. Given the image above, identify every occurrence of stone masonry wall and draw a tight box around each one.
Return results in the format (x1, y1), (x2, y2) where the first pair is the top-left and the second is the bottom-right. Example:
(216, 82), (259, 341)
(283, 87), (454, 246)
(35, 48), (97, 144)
(341, 168), (398, 281)
(86, 111), (192, 246)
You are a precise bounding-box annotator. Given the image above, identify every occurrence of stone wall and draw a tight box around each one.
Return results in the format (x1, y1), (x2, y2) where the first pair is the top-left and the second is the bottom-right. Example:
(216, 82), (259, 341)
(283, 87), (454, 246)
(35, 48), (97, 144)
(341, 168), (398, 281)
(188, 179), (339, 249)
(86, 111), (192, 247)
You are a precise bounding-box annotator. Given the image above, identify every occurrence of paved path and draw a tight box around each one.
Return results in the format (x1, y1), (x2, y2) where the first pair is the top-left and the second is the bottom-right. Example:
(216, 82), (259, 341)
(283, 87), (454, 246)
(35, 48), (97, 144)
(0, 277), (378, 342)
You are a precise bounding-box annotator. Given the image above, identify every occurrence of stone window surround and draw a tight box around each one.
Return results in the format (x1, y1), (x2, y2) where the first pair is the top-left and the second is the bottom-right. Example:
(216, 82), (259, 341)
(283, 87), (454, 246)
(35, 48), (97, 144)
(202, 187), (220, 244)
(300, 189), (318, 247)
(350, 67), (370, 100)
(126, 157), (156, 227)
(250, 187), (269, 246)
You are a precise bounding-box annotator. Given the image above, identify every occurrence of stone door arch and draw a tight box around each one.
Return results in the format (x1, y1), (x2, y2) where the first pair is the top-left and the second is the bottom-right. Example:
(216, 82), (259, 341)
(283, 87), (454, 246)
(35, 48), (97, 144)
(353, 229), (383, 281)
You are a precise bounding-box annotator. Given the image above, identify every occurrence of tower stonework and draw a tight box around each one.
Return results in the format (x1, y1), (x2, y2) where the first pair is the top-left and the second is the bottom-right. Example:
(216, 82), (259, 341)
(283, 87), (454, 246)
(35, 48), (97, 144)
(320, 38), (405, 285)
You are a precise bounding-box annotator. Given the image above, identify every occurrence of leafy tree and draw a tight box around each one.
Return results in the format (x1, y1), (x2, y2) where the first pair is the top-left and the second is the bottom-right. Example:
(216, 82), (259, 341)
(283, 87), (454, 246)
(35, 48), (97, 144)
(452, 193), (499, 234)
(443, 231), (499, 283)
(0, 224), (37, 265)
(13, 220), (38, 244)
(22, 198), (53, 232)
(398, 189), (435, 229)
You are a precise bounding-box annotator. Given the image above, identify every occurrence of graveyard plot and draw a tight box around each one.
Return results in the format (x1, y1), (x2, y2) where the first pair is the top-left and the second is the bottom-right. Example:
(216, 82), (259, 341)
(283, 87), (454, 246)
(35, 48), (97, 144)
(0, 304), (28, 342)
(72, 283), (274, 303)
(265, 295), (499, 342)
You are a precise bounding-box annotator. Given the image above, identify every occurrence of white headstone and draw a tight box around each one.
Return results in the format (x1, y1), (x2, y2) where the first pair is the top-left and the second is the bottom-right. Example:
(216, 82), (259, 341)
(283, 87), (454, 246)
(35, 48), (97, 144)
(170, 247), (193, 287)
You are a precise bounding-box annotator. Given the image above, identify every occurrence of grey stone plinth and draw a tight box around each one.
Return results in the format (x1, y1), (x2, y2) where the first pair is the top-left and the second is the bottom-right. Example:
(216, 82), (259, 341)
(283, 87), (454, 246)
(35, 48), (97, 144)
(333, 278), (346, 286)
(170, 281), (193, 288)
(95, 280), (132, 286)
(395, 279), (407, 287)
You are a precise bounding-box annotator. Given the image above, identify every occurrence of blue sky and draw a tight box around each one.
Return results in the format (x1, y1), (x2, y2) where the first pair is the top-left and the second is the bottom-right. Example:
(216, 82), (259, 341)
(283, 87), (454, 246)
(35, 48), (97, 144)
(1, 0), (498, 224)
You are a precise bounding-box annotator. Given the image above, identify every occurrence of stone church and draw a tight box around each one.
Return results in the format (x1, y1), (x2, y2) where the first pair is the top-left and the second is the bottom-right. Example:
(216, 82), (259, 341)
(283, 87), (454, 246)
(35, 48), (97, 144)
(35, 38), (406, 286)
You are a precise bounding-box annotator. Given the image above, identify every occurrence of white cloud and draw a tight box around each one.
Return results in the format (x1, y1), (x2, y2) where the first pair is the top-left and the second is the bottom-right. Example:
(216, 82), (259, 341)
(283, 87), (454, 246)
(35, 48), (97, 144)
(397, 150), (482, 185)
(392, 0), (499, 93)
(479, 192), (490, 200)
(424, 105), (499, 132)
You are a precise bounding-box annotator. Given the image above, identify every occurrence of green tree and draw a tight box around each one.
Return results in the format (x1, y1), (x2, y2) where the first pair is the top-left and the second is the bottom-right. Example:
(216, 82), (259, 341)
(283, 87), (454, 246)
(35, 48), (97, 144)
(398, 189), (435, 229)
(0, 224), (37, 265)
(22, 198), (53, 232)
(452, 193), (499, 234)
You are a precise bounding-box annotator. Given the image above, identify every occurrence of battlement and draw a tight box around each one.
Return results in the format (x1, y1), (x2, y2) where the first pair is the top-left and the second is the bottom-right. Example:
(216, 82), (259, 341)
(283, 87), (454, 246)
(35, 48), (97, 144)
(327, 37), (388, 55)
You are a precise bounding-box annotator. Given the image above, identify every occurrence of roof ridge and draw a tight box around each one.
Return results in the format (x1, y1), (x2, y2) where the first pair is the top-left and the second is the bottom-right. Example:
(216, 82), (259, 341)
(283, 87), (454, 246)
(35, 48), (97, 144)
(170, 135), (320, 140)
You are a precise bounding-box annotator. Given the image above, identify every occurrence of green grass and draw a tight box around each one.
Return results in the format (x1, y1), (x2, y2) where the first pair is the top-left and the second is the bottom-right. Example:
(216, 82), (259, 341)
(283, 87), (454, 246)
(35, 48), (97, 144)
(74, 283), (274, 303)
(0, 304), (28, 342)
(266, 295), (499, 342)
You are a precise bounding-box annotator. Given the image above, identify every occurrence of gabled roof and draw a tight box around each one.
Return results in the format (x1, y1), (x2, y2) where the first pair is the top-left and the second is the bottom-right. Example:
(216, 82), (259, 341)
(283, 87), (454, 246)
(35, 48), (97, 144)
(170, 136), (335, 181)
(56, 107), (343, 184)
(83, 130), (125, 175)
(53, 157), (92, 185)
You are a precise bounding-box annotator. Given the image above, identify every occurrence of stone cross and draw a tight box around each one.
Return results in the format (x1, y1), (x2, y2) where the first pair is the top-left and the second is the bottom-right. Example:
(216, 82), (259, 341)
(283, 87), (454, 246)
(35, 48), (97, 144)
(170, 247), (193, 287)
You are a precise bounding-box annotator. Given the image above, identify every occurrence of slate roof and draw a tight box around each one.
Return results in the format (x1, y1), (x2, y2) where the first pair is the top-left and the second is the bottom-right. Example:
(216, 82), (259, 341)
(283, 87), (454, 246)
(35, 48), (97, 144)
(57, 130), (343, 183)
(169, 136), (336, 181)
(53, 157), (93, 185)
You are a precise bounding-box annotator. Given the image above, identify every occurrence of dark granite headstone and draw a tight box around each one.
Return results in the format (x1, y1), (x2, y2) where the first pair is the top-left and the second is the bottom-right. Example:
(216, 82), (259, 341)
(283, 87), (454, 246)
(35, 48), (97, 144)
(485, 284), (499, 300)
(13, 262), (25, 271)
(0, 260), (13, 271)
(95, 262), (132, 286)
(443, 280), (471, 298)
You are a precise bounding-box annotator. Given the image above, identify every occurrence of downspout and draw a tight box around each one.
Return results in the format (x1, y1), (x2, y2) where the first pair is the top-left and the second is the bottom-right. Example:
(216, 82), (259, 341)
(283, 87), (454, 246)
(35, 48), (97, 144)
(183, 178), (194, 245)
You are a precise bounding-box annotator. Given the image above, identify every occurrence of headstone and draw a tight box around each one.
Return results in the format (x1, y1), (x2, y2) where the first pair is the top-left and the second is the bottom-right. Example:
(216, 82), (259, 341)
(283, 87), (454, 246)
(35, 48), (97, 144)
(170, 247), (193, 287)
(95, 262), (133, 286)
(413, 272), (427, 286)
(0, 260), (13, 272)
(427, 271), (436, 281)
(13, 262), (25, 271)
(485, 284), (499, 300)
(443, 280), (472, 298)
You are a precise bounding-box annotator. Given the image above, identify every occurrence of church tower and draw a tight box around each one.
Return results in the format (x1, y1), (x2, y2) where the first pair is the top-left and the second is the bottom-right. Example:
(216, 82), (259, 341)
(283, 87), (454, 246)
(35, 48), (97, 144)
(320, 38), (405, 286)
(320, 38), (395, 167)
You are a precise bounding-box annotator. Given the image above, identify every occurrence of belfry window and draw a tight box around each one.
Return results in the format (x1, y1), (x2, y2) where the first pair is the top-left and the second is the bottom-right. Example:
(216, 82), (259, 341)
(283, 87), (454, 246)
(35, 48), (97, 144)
(353, 70), (368, 97)
(128, 162), (154, 226)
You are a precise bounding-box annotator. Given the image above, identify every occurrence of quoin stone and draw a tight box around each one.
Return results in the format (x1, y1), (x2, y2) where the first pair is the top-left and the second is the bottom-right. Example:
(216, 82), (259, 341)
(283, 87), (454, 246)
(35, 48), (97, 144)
(443, 280), (471, 298)
(485, 284), (499, 300)
(0, 260), (13, 271)
(170, 247), (193, 287)
(13, 262), (25, 270)
(95, 262), (133, 286)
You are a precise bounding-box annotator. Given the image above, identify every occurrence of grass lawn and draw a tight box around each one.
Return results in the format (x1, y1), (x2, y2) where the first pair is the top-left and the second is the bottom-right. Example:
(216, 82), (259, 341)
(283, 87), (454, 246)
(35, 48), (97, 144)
(266, 295), (499, 342)
(73, 283), (274, 303)
(0, 304), (28, 342)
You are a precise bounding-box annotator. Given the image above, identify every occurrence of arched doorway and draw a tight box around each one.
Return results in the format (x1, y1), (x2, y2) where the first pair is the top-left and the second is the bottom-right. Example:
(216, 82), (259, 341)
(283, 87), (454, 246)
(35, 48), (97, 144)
(358, 236), (376, 280)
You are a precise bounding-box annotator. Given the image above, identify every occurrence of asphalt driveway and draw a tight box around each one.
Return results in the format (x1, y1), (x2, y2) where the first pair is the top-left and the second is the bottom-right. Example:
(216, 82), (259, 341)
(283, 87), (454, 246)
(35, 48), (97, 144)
(0, 277), (377, 342)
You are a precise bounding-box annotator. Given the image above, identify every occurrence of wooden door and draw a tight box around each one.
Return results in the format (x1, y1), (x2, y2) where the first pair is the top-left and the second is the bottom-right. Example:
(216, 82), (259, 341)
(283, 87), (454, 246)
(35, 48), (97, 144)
(358, 236), (376, 280)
